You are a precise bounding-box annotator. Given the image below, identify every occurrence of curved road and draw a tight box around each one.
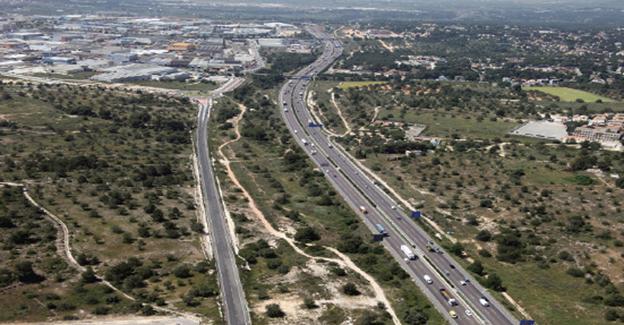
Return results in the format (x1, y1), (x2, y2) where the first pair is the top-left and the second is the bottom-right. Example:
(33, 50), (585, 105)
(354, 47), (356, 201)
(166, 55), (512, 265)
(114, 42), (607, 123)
(279, 26), (519, 325)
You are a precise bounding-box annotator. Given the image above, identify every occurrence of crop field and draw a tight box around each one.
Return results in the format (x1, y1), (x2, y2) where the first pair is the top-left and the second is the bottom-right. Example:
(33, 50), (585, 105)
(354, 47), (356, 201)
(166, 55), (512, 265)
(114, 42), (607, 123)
(524, 86), (616, 103)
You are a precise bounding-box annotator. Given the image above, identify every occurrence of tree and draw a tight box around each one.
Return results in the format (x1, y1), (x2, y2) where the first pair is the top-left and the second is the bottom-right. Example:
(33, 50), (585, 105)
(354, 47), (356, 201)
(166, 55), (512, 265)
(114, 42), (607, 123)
(15, 261), (44, 283)
(81, 267), (98, 283)
(342, 282), (360, 296)
(173, 264), (192, 278)
(448, 242), (464, 256)
(404, 306), (429, 324)
(476, 230), (492, 242)
(467, 260), (484, 276)
(605, 309), (619, 321)
(294, 227), (320, 243)
(485, 273), (504, 291)
(265, 303), (285, 318)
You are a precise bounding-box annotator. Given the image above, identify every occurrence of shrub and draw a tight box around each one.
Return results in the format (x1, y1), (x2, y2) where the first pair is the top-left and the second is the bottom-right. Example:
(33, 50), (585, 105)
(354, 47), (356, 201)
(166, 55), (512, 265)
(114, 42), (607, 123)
(294, 227), (320, 243)
(476, 230), (492, 242)
(173, 264), (192, 278)
(265, 303), (285, 318)
(342, 282), (360, 296)
(566, 267), (585, 278)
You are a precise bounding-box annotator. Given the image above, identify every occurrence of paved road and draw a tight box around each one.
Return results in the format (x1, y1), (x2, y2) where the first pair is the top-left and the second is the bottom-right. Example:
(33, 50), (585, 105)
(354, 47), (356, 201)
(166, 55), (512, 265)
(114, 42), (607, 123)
(279, 26), (520, 325)
(196, 77), (251, 325)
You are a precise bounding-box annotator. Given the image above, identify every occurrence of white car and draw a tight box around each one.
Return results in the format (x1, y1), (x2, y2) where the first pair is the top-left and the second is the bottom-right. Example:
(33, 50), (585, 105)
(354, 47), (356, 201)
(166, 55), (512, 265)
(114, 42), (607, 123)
(283, 108), (288, 112)
(460, 280), (467, 286)
(294, 130), (298, 134)
(423, 275), (433, 284)
(391, 205), (396, 210)
(479, 297), (490, 307)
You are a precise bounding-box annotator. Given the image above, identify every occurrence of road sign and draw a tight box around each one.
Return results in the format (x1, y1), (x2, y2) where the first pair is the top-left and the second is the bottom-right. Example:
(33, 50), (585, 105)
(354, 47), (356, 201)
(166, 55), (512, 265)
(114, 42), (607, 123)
(411, 210), (421, 219)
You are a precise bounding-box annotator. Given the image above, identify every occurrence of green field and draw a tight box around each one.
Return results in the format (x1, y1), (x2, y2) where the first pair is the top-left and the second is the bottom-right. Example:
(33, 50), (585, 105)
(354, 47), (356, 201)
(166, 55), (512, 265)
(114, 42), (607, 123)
(380, 109), (519, 139)
(337, 81), (388, 90)
(524, 86), (616, 103)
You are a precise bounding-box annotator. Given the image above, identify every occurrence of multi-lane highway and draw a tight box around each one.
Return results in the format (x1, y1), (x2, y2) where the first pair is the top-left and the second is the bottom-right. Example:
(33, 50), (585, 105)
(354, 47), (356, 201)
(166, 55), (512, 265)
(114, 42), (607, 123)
(196, 77), (251, 325)
(279, 26), (520, 325)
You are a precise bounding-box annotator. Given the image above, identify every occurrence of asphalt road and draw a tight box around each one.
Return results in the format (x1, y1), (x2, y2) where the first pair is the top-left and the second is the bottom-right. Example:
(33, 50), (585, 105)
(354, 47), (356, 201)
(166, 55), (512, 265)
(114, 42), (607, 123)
(278, 26), (520, 325)
(196, 78), (251, 325)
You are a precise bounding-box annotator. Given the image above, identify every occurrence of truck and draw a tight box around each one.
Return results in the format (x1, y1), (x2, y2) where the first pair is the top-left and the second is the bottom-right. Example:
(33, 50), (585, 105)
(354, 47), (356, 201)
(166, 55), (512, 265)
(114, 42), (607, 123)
(400, 245), (416, 260)
(359, 205), (368, 214)
(439, 288), (458, 306)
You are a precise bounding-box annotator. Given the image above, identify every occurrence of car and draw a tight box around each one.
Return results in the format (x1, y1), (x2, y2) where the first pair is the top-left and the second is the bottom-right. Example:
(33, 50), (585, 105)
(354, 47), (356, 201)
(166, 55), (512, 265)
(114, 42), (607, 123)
(283, 108), (288, 112)
(294, 130), (298, 134)
(460, 280), (467, 286)
(423, 275), (433, 284)
(465, 309), (473, 317)
(479, 297), (490, 307)
(450, 264), (456, 269)
(449, 310), (458, 319)
(391, 205), (396, 210)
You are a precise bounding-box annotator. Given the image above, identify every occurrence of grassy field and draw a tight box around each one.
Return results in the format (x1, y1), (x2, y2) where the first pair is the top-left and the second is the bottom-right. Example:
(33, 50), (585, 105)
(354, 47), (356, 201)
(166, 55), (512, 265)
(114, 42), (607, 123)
(358, 140), (624, 324)
(338, 81), (388, 90)
(0, 83), (220, 322)
(208, 89), (445, 324)
(132, 80), (218, 93)
(380, 109), (519, 139)
(524, 86), (617, 103)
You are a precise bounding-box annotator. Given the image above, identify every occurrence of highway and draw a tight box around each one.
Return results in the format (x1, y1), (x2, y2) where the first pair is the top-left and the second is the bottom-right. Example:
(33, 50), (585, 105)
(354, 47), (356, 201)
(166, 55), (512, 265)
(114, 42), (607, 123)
(195, 77), (251, 325)
(279, 26), (520, 325)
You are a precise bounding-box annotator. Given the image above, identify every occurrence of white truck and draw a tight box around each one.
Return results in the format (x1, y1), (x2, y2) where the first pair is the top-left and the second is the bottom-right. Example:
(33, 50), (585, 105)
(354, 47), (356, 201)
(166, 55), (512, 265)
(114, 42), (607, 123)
(400, 245), (416, 260)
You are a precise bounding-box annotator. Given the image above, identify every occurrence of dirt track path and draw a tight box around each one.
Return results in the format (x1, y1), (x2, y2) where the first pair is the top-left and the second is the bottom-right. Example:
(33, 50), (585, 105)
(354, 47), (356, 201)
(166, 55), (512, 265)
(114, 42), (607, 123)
(0, 182), (200, 321)
(330, 91), (352, 136)
(215, 107), (401, 325)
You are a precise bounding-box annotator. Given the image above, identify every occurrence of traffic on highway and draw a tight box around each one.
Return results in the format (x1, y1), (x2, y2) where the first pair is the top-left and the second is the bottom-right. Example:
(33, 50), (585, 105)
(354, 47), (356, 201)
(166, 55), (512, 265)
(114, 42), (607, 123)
(278, 26), (519, 325)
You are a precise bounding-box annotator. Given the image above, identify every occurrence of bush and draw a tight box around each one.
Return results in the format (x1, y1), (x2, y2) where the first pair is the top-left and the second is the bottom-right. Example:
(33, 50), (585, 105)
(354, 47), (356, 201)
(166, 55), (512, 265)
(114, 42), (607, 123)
(476, 230), (492, 242)
(93, 306), (110, 315)
(265, 303), (285, 318)
(558, 251), (574, 262)
(342, 282), (360, 296)
(485, 273), (504, 291)
(81, 267), (98, 283)
(173, 264), (192, 278)
(294, 227), (320, 243)
(303, 297), (318, 309)
(467, 260), (485, 276)
(448, 242), (464, 256)
(605, 294), (624, 307)
(566, 267), (585, 278)
(605, 309), (619, 321)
